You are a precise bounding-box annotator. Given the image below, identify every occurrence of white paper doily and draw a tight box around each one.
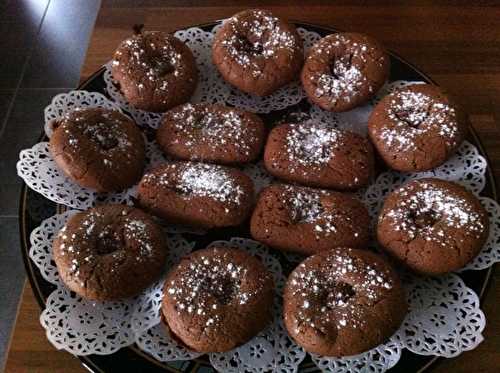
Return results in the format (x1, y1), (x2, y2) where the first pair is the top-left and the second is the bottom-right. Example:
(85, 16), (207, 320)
(135, 238), (306, 372)
(29, 210), (78, 286)
(30, 211), (196, 356)
(462, 197), (500, 271)
(40, 286), (137, 355)
(400, 272), (485, 358)
(311, 337), (402, 373)
(242, 161), (274, 194)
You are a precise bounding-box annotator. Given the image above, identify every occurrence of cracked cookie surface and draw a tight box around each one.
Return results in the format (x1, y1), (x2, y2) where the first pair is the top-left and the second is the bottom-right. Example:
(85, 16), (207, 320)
(162, 246), (274, 352)
(283, 247), (406, 356)
(212, 9), (303, 96)
(264, 121), (374, 190)
(301, 32), (389, 112)
(157, 103), (266, 165)
(112, 30), (198, 112)
(49, 107), (146, 193)
(137, 161), (255, 229)
(53, 204), (167, 301)
(368, 84), (466, 172)
(250, 184), (370, 255)
(377, 178), (489, 275)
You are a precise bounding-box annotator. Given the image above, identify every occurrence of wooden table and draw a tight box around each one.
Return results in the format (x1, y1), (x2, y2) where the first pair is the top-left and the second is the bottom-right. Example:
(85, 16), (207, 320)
(5, 2), (500, 372)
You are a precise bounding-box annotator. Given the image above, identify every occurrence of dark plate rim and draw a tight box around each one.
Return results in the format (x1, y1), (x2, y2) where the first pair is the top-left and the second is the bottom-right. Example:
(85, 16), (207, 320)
(18, 19), (497, 373)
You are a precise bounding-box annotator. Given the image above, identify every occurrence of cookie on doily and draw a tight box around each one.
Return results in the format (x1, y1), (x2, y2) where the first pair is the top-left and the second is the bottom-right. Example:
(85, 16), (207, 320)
(53, 204), (167, 301)
(137, 161), (255, 229)
(250, 184), (370, 255)
(50, 107), (145, 193)
(112, 28), (198, 112)
(264, 121), (374, 190)
(302, 33), (390, 112)
(283, 247), (407, 357)
(157, 103), (266, 164)
(162, 246), (275, 352)
(377, 178), (489, 275)
(212, 9), (303, 96)
(368, 84), (466, 172)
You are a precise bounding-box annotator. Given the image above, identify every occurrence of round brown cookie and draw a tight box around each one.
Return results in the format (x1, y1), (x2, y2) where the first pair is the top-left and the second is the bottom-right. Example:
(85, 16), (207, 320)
(157, 103), (266, 164)
(250, 184), (370, 255)
(111, 30), (198, 112)
(377, 178), (489, 275)
(53, 204), (167, 301)
(212, 9), (303, 96)
(137, 161), (255, 229)
(368, 84), (466, 172)
(283, 247), (406, 357)
(162, 246), (275, 352)
(49, 107), (146, 193)
(301, 33), (390, 112)
(264, 121), (374, 190)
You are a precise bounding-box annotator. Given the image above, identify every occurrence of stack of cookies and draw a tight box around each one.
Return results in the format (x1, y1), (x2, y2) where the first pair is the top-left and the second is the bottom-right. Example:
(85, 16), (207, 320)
(48, 8), (489, 360)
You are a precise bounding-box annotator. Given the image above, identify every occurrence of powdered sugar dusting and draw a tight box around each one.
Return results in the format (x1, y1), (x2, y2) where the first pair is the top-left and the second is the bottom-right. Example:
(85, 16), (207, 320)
(144, 162), (245, 205)
(311, 34), (382, 102)
(179, 163), (244, 204)
(384, 181), (486, 246)
(315, 63), (365, 101)
(166, 248), (267, 329)
(220, 10), (300, 76)
(288, 248), (393, 333)
(124, 219), (155, 260)
(380, 89), (459, 152)
(170, 104), (256, 156)
(285, 185), (348, 238)
(285, 121), (340, 172)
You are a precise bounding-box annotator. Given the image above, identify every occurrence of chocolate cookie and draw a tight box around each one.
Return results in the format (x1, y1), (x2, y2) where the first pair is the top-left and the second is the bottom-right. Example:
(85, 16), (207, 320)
(157, 103), (266, 164)
(137, 161), (255, 229)
(368, 84), (466, 172)
(112, 30), (198, 112)
(250, 184), (370, 255)
(212, 9), (303, 96)
(377, 178), (489, 275)
(301, 33), (390, 112)
(53, 204), (167, 301)
(283, 248), (406, 356)
(49, 107), (146, 193)
(162, 246), (275, 352)
(264, 121), (374, 190)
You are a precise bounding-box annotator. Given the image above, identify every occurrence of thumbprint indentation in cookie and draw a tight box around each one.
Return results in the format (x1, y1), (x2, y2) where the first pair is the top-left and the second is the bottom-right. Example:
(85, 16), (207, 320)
(84, 124), (119, 150)
(151, 57), (175, 76)
(95, 227), (123, 255)
(409, 209), (440, 229)
(202, 275), (238, 305)
(324, 281), (356, 308)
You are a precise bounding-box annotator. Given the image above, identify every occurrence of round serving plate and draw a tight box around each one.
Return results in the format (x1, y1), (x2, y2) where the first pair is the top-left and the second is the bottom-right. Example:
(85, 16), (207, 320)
(19, 21), (496, 373)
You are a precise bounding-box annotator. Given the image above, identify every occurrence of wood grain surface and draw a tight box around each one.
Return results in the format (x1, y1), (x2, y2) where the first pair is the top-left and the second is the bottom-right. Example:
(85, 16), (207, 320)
(5, 2), (500, 372)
